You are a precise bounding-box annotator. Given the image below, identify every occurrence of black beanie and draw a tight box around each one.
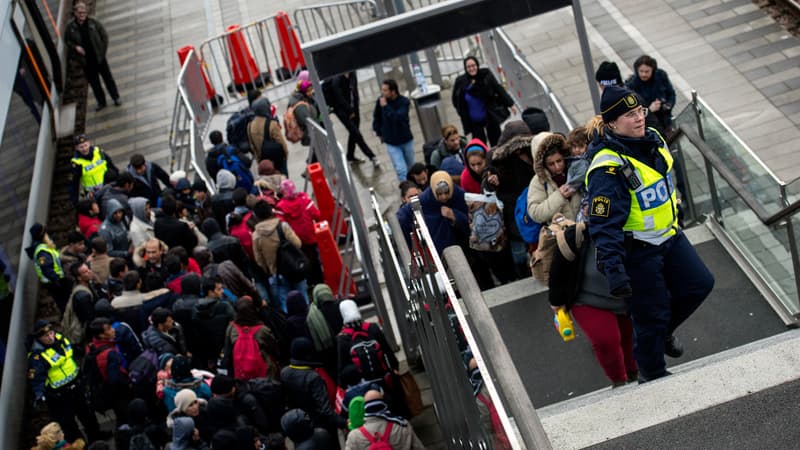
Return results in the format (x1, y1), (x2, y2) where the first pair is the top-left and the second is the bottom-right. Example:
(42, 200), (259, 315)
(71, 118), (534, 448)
(600, 86), (641, 123)
(211, 374), (235, 395)
(595, 61), (622, 87)
(29, 223), (45, 241)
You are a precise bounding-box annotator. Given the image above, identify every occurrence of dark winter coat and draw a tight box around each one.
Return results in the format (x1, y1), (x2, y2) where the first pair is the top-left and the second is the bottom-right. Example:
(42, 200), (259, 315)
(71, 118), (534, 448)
(98, 199), (130, 258)
(201, 220), (250, 275)
(452, 68), (514, 132)
(190, 297), (235, 368)
(141, 323), (187, 356)
(396, 185), (470, 254)
(489, 135), (536, 240)
(280, 366), (346, 431)
(154, 214), (197, 255)
(335, 321), (399, 383)
(372, 94), (413, 146)
(64, 17), (108, 63)
(626, 69), (676, 110)
(127, 162), (171, 204)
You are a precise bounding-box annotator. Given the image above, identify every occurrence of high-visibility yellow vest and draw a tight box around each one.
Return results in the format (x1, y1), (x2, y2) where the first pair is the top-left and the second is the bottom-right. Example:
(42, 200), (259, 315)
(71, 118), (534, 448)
(71, 147), (108, 189)
(38, 334), (78, 389)
(33, 243), (64, 283)
(586, 139), (678, 245)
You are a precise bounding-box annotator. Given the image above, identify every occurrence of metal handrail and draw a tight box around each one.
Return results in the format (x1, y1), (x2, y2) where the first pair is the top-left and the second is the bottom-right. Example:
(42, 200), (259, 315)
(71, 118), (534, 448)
(292, 0), (378, 42)
(410, 197), (525, 449)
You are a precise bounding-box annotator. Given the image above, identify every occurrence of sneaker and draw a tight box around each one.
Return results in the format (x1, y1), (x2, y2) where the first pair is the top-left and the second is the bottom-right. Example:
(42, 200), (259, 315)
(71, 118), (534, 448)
(665, 335), (684, 358)
(348, 157), (365, 164)
(637, 370), (672, 384)
(113, 98), (122, 106)
(371, 158), (381, 168)
(95, 104), (106, 112)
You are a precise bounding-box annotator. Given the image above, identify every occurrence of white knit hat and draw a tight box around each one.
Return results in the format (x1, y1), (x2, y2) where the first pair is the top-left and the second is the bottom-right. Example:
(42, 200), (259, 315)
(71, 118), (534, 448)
(339, 299), (361, 324)
(174, 388), (198, 413)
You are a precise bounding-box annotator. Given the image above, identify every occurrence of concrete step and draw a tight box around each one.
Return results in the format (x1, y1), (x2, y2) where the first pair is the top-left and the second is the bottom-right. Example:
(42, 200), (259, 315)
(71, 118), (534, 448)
(538, 329), (800, 450)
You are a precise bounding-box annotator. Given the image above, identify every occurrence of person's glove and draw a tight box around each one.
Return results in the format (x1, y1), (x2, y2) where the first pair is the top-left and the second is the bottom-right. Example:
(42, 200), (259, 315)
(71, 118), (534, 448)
(605, 264), (632, 299)
(33, 396), (46, 411)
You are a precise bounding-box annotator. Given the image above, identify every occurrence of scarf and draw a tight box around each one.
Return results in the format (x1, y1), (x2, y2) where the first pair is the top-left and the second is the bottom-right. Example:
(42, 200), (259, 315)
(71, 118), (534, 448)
(364, 399), (408, 426)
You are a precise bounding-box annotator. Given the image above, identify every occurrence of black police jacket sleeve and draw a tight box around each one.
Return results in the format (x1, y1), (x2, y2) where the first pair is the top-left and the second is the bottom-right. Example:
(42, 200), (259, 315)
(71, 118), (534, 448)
(28, 353), (49, 399)
(586, 168), (631, 291)
(37, 251), (61, 283)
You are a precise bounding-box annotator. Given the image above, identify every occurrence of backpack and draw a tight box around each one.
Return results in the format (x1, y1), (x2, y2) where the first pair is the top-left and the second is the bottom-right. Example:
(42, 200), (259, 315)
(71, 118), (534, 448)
(259, 305), (291, 366)
(228, 211), (254, 257)
(226, 108), (256, 152)
(283, 101), (309, 143)
(276, 223), (309, 283)
(514, 186), (543, 244)
(129, 432), (157, 450)
(423, 139), (440, 166)
(342, 323), (391, 382)
(530, 213), (586, 284)
(128, 349), (159, 386)
(233, 323), (269, 380)
(217, 146), (255, 192)
(243, 377), (285, 429)
(468, 194), (505, 252)
(260, 118), (285, 164)
(358, 422), (394, 449)
(82, 343), (114, 412)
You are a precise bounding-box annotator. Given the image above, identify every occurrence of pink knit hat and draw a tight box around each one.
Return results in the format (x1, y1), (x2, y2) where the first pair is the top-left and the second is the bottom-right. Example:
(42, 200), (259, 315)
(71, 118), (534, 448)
(280, 179), (297, 198)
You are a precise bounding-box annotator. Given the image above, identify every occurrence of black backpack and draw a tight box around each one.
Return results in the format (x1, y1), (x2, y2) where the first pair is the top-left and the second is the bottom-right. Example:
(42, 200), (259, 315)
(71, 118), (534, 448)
(128, 349), (158, 387)
(276, 223), (309, 283)
(226, 107), (256, 153)
(82, 343), (114, 412)
(341, 323), (391, 382)
(243, 377), (285, 431)
(260, 118), (285, 166)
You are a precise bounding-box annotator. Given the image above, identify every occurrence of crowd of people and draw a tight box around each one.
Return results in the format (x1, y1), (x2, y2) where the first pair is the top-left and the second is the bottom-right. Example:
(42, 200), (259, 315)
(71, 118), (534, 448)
(25, 5), (711, 444)
(394, 55), (710, 390)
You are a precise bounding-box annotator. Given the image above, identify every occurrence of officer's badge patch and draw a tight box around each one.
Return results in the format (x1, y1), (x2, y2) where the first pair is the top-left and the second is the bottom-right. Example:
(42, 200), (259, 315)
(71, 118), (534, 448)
(38, 257), (46, 265)
(591, 196), (611, 218)
(624, 95), (638, 107)
(28, 369), (36, 379)
(605, 166), (617, 175)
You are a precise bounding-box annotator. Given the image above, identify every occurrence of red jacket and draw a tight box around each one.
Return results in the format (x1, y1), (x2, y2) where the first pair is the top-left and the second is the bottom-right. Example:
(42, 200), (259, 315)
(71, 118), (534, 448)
(276, 193), (320, 245)
(86, 338), (127, 385)
(78, 214), (102, 239)
(229, 211), (255, 260)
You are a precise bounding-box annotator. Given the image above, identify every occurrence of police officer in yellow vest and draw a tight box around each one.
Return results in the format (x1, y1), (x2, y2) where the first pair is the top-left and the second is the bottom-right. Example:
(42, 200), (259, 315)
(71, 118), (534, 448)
(25, 223), (72, 311)
(27, 320), (104, 442)
(69, 133), (118, 205)
(585, 86), (714, 383)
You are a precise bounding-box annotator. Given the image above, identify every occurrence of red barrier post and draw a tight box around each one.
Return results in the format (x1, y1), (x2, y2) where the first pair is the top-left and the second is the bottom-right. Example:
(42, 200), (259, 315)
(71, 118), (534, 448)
(315, 220), (356, 297)
(275, 11), (306, 75)
(225, 24), (270, 92)
(177, 45), (220, 105)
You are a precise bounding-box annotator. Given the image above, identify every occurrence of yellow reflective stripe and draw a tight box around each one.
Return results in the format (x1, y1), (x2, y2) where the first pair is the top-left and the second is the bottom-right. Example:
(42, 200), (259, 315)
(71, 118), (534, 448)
(40, 337), (78, 388)
(71, 147), (107, 189)
(33, 244), (64, 283)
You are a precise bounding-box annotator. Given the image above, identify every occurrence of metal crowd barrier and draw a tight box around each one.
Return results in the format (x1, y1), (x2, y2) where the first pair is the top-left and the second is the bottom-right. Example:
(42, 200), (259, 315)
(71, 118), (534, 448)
(199, 14), (303, 106)
(305, 120), (399, 349)
(293, 0), (379, 42)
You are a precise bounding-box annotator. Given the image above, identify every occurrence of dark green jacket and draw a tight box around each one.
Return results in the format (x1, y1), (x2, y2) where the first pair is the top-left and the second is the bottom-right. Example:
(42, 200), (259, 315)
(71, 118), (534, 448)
(64, 17), (108, 63)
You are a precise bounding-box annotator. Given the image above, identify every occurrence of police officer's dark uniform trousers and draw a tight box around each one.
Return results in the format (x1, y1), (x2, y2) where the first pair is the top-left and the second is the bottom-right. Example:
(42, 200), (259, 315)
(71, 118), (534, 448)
(587, 120), (714, 381)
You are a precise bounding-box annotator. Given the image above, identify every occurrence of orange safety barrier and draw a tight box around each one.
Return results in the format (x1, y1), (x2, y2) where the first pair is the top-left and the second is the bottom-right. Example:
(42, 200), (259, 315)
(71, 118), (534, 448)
(177, 45), (223, 107)
(315, 220), (356, 297)
(275, 11), (306, 76)
(225, 24), (269, 92)
(307, 163), (347, 235)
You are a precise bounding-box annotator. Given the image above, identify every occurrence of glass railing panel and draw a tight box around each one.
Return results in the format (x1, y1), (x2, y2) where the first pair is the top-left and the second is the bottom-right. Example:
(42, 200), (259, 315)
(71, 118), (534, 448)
(684, 98), (785, 216)
(677, 131), (798, 314)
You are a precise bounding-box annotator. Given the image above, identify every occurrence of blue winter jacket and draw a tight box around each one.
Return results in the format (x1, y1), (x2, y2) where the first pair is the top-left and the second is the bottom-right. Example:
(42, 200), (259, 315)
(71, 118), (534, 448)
(397, 185), (470, 254)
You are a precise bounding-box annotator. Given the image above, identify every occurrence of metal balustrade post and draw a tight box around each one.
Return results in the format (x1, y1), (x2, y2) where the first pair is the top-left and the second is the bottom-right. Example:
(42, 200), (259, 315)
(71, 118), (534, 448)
(571, 0), (599, 113)
(780, 184), (800, 314)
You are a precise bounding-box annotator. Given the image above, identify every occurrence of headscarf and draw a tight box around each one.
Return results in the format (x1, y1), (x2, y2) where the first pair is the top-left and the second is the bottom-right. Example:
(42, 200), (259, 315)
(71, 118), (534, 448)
(429, 171), (454, 202)
(463, 138), (489, 186)
(463, 56), (480, 82)
(297, 80), (313, 96)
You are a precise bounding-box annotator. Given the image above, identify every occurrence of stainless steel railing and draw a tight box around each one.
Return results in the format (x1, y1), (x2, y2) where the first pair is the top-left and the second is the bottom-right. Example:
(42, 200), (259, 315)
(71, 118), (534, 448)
(293, 0), (379, 42)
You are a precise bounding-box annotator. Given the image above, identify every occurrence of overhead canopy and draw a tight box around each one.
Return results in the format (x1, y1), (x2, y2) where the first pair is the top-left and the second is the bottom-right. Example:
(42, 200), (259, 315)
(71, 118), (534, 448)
(303, 0), (572, 79)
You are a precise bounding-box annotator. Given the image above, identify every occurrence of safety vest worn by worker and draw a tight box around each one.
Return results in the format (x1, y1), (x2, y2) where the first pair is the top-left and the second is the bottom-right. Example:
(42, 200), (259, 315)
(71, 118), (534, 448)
(586, 135), (678, 246)
(71, 147), (108, 190)
(34, 334), (79, 389)
(33, 243), (64, 283)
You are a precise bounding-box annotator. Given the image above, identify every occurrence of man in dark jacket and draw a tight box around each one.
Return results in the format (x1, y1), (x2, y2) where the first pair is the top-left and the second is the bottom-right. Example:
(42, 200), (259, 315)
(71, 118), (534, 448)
(98, 198), (130, 259)
(86, 317), (132, 421)
(64, 1), (120, 111)
(201, 217), (250, 276)
(127, 154), (171, 204)
(191, 276), (235, 370)
(280, 337), (345, 449)
(211, 170), (237, 233)
(141, 307), (188, 356)
(93, 298), (143, 365)
(171, 273), (203, 346)
(329, 71), (378, 165)
(154, 196), (197, 254)
(97, 171), (134, 223)
(373, 79), (414, 181)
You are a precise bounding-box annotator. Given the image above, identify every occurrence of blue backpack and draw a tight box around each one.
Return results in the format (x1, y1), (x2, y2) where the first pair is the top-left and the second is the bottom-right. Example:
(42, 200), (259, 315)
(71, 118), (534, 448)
(515, 186), (543, 244)
(217, 146), (254, 193)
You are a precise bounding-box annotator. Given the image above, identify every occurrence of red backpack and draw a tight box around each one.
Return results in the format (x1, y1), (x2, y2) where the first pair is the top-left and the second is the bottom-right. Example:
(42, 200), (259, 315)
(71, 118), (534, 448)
(341, 323), (391, 382)
(358, 422), (394, 449)
(233, 324), (268, 380)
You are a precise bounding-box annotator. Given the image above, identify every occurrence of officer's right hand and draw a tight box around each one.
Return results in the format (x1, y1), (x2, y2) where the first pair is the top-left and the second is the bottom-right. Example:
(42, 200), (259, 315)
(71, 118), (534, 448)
(33, 396), (46, 411)
(611, 283), (633, 299)
(605, 265), (632, 299)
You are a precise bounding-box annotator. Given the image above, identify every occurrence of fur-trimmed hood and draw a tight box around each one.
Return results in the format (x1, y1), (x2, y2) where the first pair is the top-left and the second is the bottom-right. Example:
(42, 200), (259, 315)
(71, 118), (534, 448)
(490, 135), (532, 163)
(532, 132), (568, 182)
